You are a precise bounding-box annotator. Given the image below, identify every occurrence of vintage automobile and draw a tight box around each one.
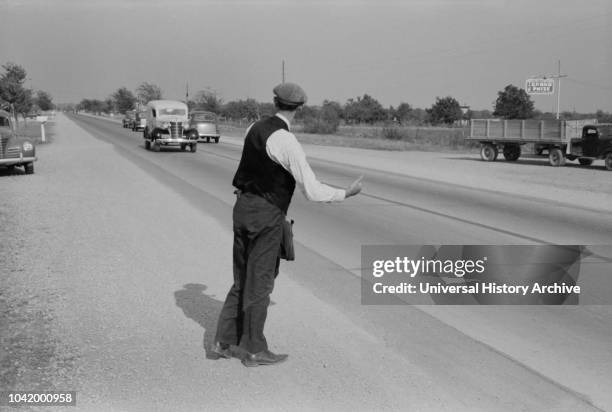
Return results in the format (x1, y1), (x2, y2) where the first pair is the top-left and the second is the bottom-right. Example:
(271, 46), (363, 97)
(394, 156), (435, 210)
(143, 100), (198, 152)
(0, 110), (37, 174)
(185, 110), (220, 143)
(123, 110), (136, 128)
(132, 109), (147, 132)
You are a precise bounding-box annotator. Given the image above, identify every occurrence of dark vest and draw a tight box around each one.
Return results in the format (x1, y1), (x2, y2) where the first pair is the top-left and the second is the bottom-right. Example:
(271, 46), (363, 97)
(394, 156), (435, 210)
(232, 116), (296, 214)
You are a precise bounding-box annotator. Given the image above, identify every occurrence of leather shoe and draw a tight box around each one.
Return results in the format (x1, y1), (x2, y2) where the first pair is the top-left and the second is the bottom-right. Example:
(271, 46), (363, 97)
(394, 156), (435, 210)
(212, 342), (231, 359)
(242, 349), (288, 367)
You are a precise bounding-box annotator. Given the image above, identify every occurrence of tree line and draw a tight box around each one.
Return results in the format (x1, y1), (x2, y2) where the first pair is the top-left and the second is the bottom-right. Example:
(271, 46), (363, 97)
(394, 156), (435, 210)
(75, 82), (466, 129)
(76, 82), (612, 131)
(0, 62), (55, 124)
(70, 81), (612, 134)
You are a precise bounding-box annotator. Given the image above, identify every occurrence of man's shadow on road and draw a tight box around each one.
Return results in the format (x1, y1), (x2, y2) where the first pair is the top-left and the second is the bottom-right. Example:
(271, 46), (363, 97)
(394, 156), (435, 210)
(173, 283), (275, 359)
(174, 283), (224, 359)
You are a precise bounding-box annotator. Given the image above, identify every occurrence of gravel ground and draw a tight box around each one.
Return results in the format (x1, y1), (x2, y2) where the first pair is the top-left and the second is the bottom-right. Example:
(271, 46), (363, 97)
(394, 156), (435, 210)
(1, 120), (77, 408)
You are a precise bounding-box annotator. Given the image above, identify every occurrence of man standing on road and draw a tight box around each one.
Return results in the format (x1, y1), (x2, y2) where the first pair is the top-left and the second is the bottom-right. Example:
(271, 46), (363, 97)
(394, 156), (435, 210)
(213, 82), (363, 367)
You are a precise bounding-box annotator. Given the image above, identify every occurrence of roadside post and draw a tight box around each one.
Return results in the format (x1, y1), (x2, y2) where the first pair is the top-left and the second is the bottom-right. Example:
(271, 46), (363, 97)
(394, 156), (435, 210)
(36, 115), (48, 143)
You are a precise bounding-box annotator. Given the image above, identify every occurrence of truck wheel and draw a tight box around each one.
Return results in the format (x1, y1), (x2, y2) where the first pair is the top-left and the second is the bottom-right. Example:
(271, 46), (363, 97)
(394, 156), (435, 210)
(503, 144), (521, 161)
(480, 144), (498, 162)
(578, 158), (593, 166)
(214, 137), (219, 143)
(190, 143), (197, 153)
(605, 153), (612, 171)
(145, 140), (151, 150)
(206, 137), (211, 143)
(549, 148), (565, 167)
(24, 163), (34, 175)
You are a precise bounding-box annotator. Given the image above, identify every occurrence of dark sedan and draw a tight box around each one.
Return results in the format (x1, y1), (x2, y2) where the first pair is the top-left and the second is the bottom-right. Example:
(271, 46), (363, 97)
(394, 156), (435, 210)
(0, 110), (37, 174)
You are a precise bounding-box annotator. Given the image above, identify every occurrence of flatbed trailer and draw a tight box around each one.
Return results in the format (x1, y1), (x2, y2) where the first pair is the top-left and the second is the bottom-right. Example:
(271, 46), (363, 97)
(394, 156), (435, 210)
(466, 119), (612, 170)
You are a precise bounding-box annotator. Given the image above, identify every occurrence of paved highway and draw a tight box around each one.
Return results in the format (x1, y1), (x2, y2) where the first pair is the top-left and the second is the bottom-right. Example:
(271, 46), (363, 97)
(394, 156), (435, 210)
(46, 113), (612, 410)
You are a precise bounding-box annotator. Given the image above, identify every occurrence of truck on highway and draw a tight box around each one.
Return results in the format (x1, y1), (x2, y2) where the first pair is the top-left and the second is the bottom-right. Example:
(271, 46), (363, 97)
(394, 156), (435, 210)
(466, 119), (612, 170)
(143, 100), (198, 152)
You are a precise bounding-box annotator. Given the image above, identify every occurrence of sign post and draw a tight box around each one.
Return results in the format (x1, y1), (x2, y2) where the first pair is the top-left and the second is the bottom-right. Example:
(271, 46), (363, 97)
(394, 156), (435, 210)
(526, 60), (567, 120)
(525, 78), (555, 95)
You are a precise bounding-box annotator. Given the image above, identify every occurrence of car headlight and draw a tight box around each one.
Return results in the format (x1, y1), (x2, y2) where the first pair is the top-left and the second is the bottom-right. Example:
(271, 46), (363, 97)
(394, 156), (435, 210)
(161, 122), (170, 129)
(22, 142), (34, 152)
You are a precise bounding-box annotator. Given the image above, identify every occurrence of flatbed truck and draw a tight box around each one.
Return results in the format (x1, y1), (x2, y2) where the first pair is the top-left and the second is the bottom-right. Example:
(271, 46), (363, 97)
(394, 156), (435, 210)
(466, 119), (612, 170)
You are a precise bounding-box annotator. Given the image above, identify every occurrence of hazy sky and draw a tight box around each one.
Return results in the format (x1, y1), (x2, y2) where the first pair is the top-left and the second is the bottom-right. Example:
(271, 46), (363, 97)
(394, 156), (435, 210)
(1, 0), (611, 112)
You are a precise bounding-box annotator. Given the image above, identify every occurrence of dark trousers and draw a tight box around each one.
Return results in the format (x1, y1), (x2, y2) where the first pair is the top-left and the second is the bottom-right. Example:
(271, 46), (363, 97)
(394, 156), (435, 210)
(215, 193), (283, 353)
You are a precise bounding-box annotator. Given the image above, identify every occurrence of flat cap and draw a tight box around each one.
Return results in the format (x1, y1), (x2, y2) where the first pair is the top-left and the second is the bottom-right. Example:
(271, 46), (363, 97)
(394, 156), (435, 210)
(273, 82), (307, 106)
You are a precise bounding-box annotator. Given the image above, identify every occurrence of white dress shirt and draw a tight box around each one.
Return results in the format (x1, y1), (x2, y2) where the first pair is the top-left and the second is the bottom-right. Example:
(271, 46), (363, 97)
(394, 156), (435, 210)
(254, 113), (346, 202)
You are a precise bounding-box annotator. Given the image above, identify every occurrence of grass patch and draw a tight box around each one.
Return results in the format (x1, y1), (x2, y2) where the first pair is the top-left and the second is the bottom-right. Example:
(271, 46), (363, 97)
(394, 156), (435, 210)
(220, 122), (480, 152)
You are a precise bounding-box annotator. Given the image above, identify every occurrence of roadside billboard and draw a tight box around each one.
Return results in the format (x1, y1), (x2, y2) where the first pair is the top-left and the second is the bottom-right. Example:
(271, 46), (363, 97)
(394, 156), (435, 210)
(526, 78), (555, 95)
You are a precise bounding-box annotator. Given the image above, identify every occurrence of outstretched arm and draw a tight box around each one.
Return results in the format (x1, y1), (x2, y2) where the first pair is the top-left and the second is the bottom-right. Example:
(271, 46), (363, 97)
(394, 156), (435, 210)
(267, 130), (362, 202)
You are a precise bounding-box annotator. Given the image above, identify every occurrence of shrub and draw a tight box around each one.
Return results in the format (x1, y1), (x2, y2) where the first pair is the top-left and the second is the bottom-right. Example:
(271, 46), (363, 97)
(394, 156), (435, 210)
(302, 104), (340, 134)
(382, 126), (411, 141)
(303, 117), (339, 134)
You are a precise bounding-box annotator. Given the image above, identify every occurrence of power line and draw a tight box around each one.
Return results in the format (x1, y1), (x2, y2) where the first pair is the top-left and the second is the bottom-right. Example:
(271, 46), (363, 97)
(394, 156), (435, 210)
(565, 77), (612, 91)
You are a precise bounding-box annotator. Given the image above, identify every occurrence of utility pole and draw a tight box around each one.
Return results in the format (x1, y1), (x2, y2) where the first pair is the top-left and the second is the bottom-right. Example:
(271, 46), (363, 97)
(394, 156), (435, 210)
(556, 60), (566, 120)
(185, 82), (189, 104)
(282, 60), (285, 83)
(531, 60), (567, 119)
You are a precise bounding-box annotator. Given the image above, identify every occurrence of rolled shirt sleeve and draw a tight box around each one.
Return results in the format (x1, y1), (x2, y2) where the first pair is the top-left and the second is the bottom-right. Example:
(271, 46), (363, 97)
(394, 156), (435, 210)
(266, 129), (346, 202)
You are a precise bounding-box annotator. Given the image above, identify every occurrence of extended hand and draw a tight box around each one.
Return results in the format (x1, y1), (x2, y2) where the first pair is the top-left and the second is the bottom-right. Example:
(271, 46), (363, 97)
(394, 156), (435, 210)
(345, 175), (364, 198)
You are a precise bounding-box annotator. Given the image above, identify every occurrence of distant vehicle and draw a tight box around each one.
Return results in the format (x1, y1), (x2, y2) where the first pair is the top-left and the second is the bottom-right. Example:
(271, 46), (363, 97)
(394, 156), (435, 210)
(467, 118), (612, 170)
(123, 110), (136, 128)
(185, 111), (220, 143)
(132, 110), (147, 132)
(143, 100), (198, 152)
(533, 143), (548, 156)
(0, 110), (37, 174)
(578, 125), (612, 170)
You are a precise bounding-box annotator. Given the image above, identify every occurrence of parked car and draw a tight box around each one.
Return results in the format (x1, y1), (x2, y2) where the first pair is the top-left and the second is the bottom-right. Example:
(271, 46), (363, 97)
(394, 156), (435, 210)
(185, 111), (220, 143)
(143, 100), (198, 152)
(132, 110), (147, 132)
(0, 110), (37, 174)
(123, 110), (136, 128)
